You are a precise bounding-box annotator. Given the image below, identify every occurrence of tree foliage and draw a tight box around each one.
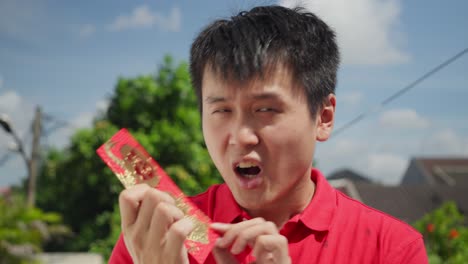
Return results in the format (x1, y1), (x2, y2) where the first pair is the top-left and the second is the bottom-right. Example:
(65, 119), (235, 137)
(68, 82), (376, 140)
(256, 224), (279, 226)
(0, 193), (69, 263)
(36, 55), (222, 253)
(413, 201), (468, 264)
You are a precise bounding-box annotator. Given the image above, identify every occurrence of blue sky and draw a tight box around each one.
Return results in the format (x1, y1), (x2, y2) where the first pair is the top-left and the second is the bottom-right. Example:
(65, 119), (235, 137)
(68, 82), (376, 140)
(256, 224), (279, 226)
(1, 0), (467, 187)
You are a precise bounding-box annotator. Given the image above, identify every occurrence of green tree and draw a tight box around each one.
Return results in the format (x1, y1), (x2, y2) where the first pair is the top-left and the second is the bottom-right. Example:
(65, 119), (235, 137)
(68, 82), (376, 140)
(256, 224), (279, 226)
(36, 55), (222, 254)
(413, 201), (468, 263)
(0, 193), (69, 263)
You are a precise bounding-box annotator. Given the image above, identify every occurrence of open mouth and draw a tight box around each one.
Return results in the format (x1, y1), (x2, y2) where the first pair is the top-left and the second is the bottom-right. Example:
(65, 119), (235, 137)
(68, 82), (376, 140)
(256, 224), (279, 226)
(235, 161), (262, 179)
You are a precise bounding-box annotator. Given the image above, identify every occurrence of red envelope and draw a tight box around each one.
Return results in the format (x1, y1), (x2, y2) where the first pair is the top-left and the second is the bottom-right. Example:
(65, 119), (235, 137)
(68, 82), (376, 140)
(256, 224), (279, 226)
(97, 128), (217, 264)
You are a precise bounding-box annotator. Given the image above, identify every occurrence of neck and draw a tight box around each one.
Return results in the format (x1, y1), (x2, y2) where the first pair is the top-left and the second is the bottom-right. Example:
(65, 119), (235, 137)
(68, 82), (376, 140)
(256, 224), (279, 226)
(246, 173), (316, 228)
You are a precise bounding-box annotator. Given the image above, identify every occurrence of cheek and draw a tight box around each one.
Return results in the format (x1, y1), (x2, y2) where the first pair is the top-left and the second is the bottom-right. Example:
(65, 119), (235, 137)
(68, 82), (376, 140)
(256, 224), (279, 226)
(202, 118), (226, 165)
(265, 123), (316, 167)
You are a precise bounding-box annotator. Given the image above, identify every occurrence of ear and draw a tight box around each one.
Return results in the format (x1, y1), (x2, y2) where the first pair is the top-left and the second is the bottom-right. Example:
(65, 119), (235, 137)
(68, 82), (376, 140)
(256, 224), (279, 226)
(316, 94), (336, 142)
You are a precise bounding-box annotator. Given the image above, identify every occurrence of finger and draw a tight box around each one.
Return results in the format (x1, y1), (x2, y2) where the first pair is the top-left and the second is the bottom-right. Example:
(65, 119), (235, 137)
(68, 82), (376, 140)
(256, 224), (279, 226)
(150, 201), (184, 247)
(214, 218), (267, 248)
(164, 217), (194, 261)
(119, 184), (152, 229)
(252, 235), (290, 264)
(212, 244), (239, 264)
(133, 188), (175, 232)
(230, 221), (277, 255)
(210, 222), (231, 233)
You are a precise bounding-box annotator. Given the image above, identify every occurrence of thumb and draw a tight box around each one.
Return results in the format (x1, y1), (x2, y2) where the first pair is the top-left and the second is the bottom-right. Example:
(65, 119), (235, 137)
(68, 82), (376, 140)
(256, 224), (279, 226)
(212, 242), (238, 264)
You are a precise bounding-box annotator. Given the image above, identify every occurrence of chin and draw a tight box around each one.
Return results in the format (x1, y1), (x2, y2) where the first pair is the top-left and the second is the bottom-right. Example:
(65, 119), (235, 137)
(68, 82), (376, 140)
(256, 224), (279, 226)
(235, 193), (271, 211)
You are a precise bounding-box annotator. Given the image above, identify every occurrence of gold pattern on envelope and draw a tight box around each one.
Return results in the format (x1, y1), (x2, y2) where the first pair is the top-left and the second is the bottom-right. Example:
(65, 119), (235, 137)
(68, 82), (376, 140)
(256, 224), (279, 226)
(104, 141), (160, 188)
(175, 196), (209, 244)
(104, 139), (208, 247)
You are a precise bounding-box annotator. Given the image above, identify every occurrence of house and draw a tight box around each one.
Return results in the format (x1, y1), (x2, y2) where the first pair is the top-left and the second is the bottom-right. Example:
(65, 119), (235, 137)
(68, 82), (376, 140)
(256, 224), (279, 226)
(327, 168), (372, 183)
(327, 169), (372, 202)
(351, 183), (467, 223)
(327, 161), (468, 224)
(401, 157), (468, 186)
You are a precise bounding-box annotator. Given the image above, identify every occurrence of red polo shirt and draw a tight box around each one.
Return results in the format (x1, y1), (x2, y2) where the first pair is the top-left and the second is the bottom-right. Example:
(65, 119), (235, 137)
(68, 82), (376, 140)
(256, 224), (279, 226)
(109, 169), (427, 263)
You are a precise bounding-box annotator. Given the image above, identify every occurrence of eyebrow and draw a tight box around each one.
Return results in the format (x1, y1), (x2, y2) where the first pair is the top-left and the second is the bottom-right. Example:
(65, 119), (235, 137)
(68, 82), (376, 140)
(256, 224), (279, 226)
(204, 92), (281, 104)
(204, 96), (227, 104)
(250, 92), (281, 101)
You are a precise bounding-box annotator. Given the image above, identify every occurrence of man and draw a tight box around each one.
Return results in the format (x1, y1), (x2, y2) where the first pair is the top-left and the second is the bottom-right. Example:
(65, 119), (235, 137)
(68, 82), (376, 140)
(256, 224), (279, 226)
(109, 5), (428, 264)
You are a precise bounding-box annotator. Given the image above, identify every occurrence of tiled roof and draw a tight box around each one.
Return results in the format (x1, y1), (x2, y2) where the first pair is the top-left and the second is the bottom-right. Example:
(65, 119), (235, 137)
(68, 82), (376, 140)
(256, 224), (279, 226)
(327, 169), (372, 183)
(354, 183), (468, 223)
(415, 157), (468, 186)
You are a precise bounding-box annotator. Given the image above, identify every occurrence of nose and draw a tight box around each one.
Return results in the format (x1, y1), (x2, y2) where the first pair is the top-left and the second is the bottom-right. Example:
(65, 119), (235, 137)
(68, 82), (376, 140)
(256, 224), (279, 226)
(228, 119), (259, 147)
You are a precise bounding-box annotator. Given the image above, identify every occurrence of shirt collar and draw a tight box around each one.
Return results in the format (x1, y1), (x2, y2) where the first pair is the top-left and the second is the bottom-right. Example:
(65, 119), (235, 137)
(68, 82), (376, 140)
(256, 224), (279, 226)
(211, 169), (337, 231)
(296, 168), (337, 232)
(212, 184), (245, 223)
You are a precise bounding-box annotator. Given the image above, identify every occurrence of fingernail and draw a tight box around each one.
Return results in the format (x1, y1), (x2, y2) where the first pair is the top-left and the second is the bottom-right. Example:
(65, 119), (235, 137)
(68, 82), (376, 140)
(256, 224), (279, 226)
(215, 238), (223, 247)
(211, 222), (230, 230)
(181, 218), (194, 233)
(230, 246), (241, 255)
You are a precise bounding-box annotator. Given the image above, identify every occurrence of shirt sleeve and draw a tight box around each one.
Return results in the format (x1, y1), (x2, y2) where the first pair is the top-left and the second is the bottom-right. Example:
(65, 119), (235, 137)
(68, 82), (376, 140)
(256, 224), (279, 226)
(108, 233), (134, 264)
(388, 237), (428, 264)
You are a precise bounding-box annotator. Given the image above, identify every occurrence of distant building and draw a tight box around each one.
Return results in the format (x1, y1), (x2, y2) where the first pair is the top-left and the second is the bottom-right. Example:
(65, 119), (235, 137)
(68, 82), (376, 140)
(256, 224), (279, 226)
(351, 183), (467, 223)
(327, 169), (373, 203)
(401, 157), (468, 186)
(327, 169), (372, 183)
(327, 160), (468, 224)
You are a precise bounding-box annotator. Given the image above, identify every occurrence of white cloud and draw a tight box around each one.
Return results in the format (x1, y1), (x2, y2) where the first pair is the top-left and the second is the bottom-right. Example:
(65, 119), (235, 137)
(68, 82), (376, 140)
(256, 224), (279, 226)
(108, 5), (181, 32)
(379, 108), (430, 129)
(0, 92), (110, 186)
(0, 91), (21, 111)
(421, 129), (468, 156)
(366, 153), (408, 184)
(279, 0), (410, 65)
(72, 112), (94, 128)
(79, 24), (96, 38)
(0, 91), (33, 130)
(317, 123), (468, 185)
(0, 90), (34, 186)
(339, 91), (363, 106)
(317, 138), (408, 185)
(96, 99), (110, 113)
(47, 99), (109, 148)
(0, 90), (34, 155)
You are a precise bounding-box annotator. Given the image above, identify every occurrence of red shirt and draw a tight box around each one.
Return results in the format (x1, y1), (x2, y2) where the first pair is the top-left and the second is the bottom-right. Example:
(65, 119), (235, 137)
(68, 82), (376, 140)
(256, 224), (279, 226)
(109, 169), (428, 263)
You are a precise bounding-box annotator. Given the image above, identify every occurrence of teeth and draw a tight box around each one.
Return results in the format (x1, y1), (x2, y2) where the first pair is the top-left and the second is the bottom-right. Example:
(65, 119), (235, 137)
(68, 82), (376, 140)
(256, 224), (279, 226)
(238, 161), (257, 168)
(243, 174), (257, 179)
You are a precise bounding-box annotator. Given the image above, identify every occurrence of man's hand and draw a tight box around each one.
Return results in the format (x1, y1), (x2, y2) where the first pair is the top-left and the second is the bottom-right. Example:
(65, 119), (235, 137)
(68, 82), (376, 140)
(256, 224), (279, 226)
(119, 184), (194, 264)
(211, 218), (291, 264)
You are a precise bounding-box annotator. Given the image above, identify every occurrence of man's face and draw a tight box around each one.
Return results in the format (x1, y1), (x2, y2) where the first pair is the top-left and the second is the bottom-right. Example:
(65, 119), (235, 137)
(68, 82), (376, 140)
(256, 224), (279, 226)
(201, 66), (332, 212)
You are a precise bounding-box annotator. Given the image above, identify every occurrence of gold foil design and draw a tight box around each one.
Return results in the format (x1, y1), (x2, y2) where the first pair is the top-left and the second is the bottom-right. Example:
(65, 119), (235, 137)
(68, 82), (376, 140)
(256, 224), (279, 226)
(103, 140), (160, 188)
(120, 144), (160, 188)
(175, 196), (210, 245)
(104, 139), (209, 249)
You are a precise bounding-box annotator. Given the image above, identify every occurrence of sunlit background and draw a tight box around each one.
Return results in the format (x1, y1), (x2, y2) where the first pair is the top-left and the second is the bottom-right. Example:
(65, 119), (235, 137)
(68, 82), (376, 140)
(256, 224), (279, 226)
(1, 0), (467, 185)
(1, 0), (468, 262)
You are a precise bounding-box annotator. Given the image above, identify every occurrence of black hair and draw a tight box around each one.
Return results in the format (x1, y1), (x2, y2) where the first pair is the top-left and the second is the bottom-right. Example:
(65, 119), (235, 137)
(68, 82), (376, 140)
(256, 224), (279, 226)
(190, 5), (340, 116)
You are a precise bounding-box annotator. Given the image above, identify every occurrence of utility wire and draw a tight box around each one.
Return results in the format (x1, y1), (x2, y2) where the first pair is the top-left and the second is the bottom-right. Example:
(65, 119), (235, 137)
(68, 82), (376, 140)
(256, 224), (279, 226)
(332, 47), (468, 138)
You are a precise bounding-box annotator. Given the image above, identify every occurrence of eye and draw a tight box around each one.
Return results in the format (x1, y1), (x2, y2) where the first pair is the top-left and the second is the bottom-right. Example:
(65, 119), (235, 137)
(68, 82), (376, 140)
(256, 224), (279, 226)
(256, 107), (275, 112)
(212, 108), (231, 114)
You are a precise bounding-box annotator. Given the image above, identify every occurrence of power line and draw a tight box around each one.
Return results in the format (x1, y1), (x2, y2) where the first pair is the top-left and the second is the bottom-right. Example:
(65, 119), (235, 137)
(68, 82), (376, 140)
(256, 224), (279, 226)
(42, 113), (78, 136)
(332, 47), (468, 138)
